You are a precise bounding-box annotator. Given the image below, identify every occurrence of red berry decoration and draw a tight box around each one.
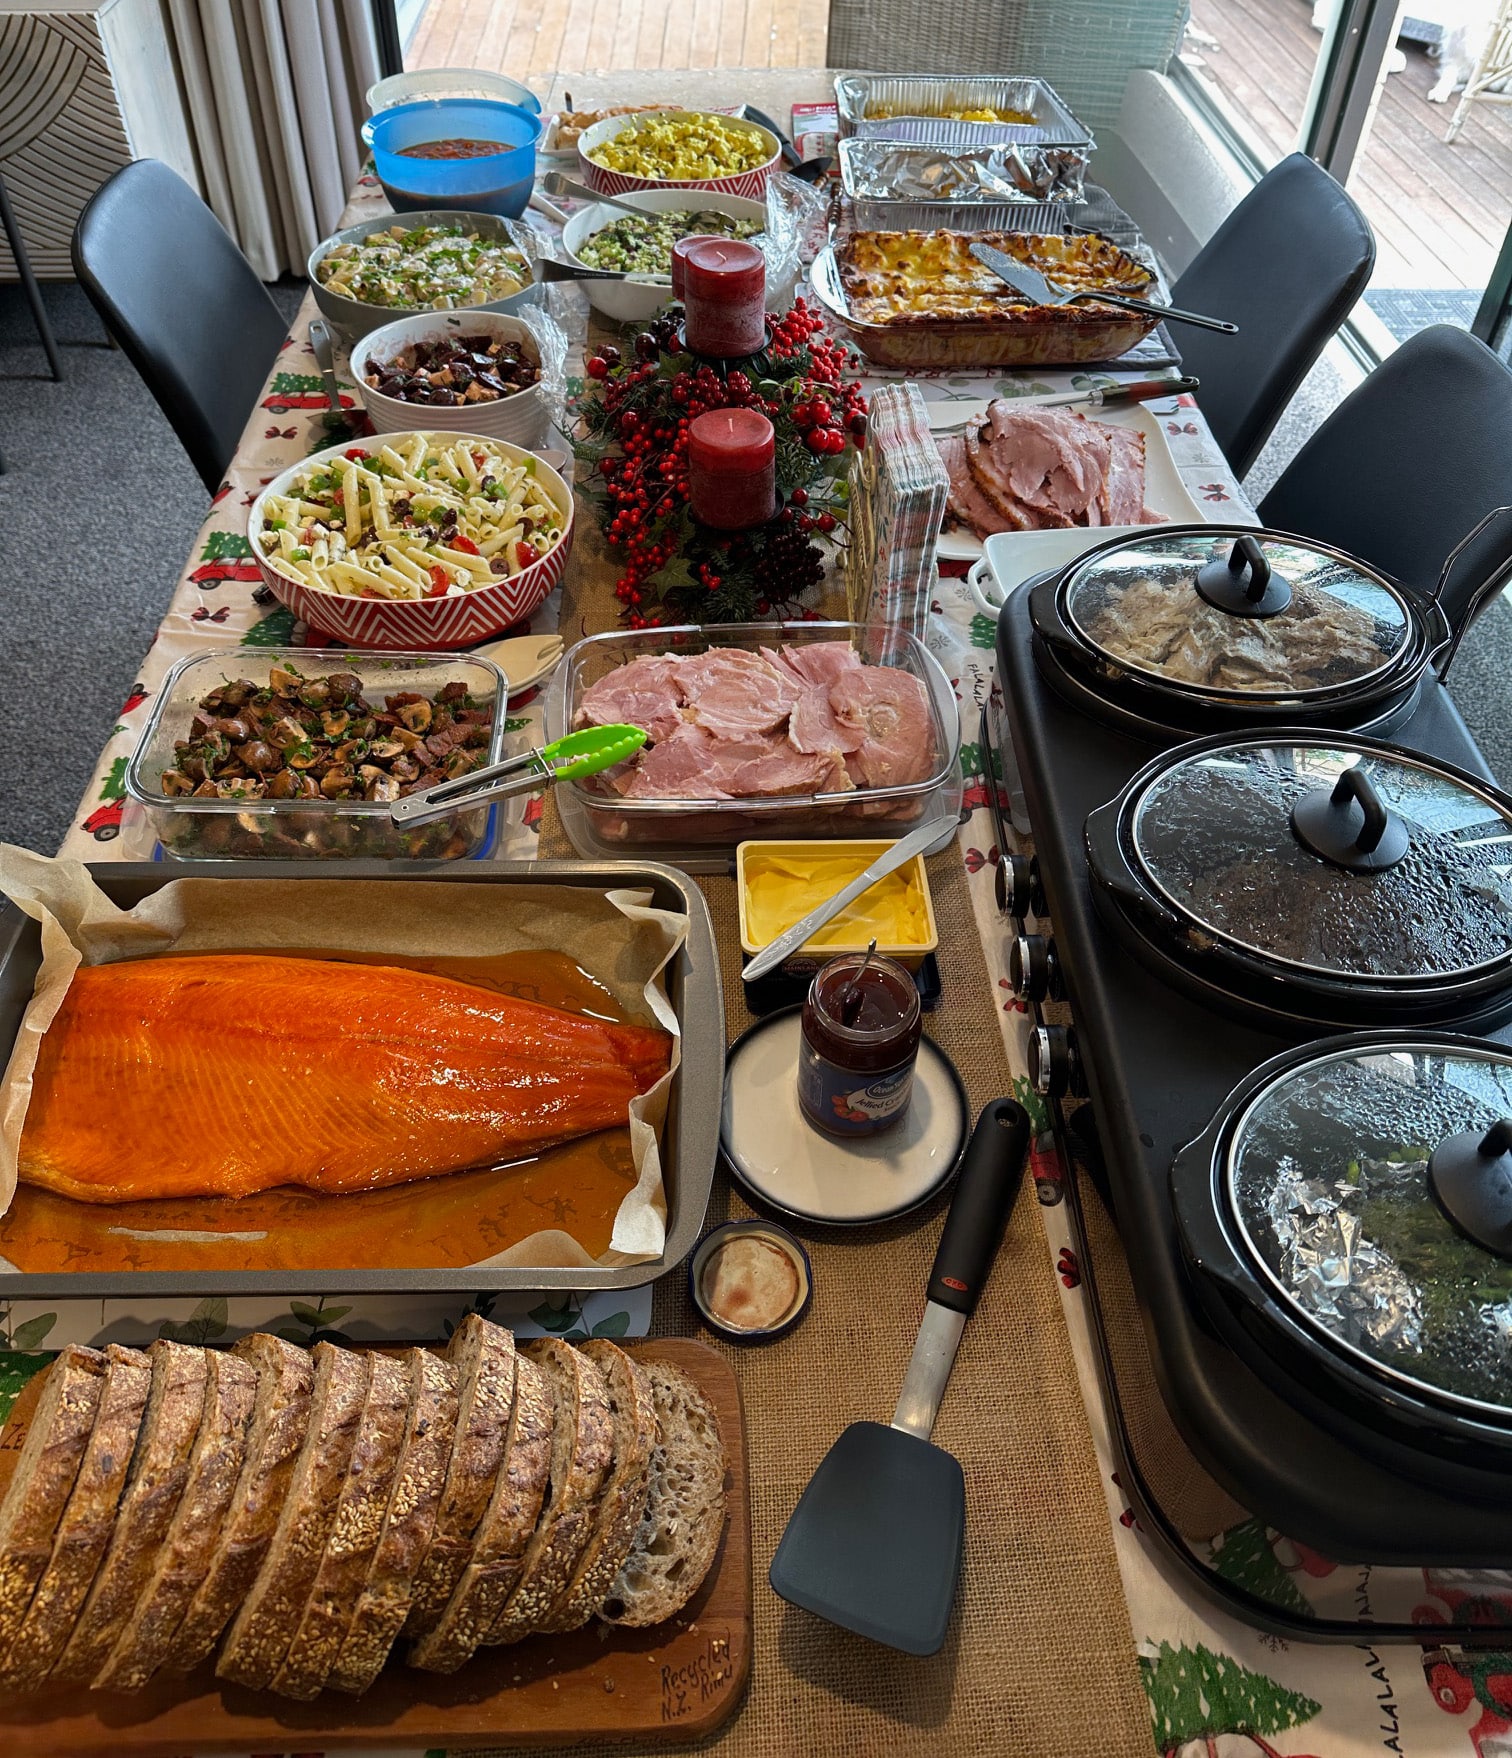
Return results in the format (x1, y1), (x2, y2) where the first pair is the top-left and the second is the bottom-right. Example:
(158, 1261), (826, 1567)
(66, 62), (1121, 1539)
(571, 297), (865, 626)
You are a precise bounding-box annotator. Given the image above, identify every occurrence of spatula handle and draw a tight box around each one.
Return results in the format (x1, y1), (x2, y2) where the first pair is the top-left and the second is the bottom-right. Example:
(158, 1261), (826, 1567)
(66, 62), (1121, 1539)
(926, 1099), (1031, 1316)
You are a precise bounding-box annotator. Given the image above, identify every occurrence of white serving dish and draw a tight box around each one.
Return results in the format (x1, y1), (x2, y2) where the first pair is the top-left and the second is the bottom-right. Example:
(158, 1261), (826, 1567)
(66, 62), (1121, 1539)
(349, 309), (552, 448)
(559, 189), (790, 325)
(934, 400), (1205, 563)
(366, 68), (541, 114)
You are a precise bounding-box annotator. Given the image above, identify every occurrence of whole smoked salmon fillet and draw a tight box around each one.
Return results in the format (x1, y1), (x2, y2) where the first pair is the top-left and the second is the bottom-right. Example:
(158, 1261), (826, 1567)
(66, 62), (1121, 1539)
(18, 954), (673, 1203)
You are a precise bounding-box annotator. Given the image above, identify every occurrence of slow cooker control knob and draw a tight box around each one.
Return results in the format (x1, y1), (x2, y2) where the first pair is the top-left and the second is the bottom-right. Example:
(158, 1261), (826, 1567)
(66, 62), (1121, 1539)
(1030, 1025), (1084, 1098)
(997, 853), (1047, 920)
(1009, 934), (1062, 1003)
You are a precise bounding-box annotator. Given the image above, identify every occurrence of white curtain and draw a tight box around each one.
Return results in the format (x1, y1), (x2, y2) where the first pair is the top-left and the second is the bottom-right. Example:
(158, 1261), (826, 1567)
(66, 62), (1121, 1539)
(165, 0), (380, 278)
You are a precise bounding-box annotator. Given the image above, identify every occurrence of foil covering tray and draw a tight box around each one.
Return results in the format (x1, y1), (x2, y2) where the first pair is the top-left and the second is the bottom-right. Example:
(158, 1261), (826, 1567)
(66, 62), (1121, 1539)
(834, 73), (1094, 149)
(838, 138), (1088, 233)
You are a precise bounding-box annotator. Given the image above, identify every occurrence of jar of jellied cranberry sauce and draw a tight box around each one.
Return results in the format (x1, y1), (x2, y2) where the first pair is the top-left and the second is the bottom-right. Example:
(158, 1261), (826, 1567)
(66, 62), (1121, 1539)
(797, 952), (922, 1137)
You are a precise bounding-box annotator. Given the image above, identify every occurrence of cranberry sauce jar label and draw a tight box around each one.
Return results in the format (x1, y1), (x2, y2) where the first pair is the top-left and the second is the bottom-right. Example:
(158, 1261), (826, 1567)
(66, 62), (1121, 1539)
(798, 1040), (916, 1135)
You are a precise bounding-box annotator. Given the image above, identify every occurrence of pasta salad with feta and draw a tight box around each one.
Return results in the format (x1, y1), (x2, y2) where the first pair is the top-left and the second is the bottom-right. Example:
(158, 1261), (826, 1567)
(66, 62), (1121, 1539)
(253, 434), (566, 600)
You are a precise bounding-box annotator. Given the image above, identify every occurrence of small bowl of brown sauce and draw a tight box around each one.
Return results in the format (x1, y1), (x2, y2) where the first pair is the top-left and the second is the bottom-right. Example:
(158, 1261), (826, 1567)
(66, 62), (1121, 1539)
(690, 1220), (813, 1343)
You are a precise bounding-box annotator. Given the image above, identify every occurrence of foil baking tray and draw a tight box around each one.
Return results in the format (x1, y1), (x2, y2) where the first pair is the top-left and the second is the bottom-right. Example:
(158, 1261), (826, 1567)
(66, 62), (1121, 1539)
(0, 860), (722, 1299)
(835, 73), (1094, 149)
(838, 137), (1088, 233)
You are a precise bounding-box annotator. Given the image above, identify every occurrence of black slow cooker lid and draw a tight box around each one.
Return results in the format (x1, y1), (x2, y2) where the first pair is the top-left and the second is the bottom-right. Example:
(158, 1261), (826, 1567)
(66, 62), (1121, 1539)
(1228, 1040), (1512, 1419)
(1062, 526), (1412, 701)
(1127, 737), (1512, 982)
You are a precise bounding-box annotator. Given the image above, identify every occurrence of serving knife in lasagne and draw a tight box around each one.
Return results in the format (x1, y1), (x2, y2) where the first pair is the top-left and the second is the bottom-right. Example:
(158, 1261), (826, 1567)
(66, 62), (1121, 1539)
(969, 241), (1238, 335)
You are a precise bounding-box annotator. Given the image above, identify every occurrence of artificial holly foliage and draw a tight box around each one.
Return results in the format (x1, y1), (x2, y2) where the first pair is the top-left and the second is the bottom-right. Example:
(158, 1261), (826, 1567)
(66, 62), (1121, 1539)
(1141, 1641), (1320, 1751)
(572, 299), (867, 626)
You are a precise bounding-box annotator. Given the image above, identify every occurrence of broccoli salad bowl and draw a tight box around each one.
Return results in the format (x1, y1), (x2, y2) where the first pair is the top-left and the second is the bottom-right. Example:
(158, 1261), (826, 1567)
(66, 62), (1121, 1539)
(308, 211), (543, 341)
(247, 431), (574, 649)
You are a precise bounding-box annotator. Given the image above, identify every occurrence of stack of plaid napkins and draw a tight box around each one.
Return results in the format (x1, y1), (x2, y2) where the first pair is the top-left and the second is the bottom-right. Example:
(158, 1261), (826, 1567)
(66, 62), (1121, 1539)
(845, 382), (948, 638)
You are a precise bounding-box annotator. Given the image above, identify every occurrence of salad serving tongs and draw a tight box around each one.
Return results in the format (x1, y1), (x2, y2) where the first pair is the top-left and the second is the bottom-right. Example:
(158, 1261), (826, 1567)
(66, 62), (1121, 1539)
(389, 724), (646, 827)
(968, 241), (1238, 335)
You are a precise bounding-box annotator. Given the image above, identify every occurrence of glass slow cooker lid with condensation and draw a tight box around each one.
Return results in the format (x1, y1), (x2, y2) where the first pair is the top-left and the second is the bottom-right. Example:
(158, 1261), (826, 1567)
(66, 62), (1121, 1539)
(1226, 1040), (1512, 1419)
(1125, 737), (1512, 984)
(1061, 526), (1414, 701)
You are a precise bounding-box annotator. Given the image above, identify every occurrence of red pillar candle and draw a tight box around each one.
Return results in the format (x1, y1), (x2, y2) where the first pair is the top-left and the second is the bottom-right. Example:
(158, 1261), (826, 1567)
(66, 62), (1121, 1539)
(671, 233), (717, 302)
(687, 408), (777, 530)
(682, 236), (767, 358)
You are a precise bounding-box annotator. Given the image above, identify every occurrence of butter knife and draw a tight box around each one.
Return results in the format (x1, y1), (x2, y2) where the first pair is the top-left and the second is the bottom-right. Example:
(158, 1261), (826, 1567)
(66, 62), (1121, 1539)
(740, 819), (942, 982)
(969, 240), (1238, 336)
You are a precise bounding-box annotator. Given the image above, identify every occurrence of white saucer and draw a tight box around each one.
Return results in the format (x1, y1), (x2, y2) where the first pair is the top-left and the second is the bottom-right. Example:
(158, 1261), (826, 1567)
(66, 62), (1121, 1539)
(720, 1008), (969, 1225)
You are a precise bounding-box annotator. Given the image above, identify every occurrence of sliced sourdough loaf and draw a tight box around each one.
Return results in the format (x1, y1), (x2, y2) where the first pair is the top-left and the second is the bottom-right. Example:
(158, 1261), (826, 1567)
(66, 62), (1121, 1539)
(402, 1316), (516, 1639)
(0, 1345), (107, 1663)
(215, 1342), (370, 1692)
(269, 1351), (411, 1701)
(598, 1357), (727, 1628)
(51, 1340), (210, 1686)
(93, 1347), (258, 1691)
(326, 1350), (460, 1696)
(538, 1341), (656, 1634)
(407, 1349), (552, 1674)
(485, 1338), (614, 1648)
(0, 1344), (152, 1694)
(166, 1333), (314, 1678)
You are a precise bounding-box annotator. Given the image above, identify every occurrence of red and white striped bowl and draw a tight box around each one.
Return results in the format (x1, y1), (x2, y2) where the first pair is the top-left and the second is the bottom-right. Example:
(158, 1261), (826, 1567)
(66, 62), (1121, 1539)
(577, 109), (781, 200)
(247, 432), (574, 651)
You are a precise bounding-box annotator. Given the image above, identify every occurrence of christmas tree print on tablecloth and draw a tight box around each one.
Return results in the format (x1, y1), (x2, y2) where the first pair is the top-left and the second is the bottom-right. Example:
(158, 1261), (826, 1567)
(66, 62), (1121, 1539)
(1142, 1641), (1322, 1757)
(240, 605), (299, 647)
(1208, 1518), (1312, 1617)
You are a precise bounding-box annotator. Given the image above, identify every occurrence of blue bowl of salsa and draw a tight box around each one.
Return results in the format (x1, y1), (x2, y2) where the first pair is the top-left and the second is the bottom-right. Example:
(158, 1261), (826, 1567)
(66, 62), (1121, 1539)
(364, 98), (542, 218)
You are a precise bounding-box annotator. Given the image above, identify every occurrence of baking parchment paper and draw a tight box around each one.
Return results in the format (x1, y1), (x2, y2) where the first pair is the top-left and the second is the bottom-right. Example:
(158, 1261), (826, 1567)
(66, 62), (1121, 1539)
(0, 848), (686, 1271)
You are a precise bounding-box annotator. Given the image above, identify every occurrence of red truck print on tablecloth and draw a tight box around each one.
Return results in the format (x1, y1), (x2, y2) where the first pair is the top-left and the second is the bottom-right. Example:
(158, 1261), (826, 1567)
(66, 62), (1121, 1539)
(189, 531), (261, 591)
(1421, 1645), (1512, 1757)
(81, 757), (128, 841)
(262, 371), (355, 414)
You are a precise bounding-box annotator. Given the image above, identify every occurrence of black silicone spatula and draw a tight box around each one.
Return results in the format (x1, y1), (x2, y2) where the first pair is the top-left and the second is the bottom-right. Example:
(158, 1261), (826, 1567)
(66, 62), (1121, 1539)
(769, 1097), (1032, 1654)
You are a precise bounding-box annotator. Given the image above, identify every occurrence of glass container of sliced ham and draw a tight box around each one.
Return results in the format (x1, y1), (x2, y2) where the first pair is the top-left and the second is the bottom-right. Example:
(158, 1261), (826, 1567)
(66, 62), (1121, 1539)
(1027, 523), (1450, 745)
(545, 621), (961, 861)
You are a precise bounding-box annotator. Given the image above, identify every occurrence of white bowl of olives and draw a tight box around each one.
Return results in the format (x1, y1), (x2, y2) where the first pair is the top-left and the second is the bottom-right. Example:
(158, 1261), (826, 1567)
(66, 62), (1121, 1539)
(559, 187), (787, 323)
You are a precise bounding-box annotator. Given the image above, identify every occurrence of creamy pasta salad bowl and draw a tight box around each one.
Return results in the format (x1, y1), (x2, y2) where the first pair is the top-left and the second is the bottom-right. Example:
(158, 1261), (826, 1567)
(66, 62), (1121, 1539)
(247, 431), (574, 648)
(308, 210), (543, 342)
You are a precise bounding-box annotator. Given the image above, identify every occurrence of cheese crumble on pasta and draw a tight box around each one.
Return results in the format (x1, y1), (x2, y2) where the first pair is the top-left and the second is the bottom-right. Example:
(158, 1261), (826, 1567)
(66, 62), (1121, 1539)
(255, 435), (565, 600)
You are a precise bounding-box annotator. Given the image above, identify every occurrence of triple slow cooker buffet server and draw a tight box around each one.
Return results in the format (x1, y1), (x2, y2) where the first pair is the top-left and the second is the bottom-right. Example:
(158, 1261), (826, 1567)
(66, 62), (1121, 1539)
(995, 518), (1512, 1633)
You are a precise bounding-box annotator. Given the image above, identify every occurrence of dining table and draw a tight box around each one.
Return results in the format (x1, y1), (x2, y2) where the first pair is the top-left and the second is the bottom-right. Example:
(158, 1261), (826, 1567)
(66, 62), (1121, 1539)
(3, 65), (1487, 1758)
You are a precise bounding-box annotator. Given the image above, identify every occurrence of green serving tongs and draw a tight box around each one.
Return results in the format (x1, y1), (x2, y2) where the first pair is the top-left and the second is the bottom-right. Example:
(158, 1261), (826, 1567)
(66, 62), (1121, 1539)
(388, 724), (647, 827)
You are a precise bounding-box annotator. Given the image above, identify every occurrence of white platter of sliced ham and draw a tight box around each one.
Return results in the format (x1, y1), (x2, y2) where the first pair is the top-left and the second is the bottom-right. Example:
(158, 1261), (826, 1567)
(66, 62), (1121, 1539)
(934, 400), (1205, 561)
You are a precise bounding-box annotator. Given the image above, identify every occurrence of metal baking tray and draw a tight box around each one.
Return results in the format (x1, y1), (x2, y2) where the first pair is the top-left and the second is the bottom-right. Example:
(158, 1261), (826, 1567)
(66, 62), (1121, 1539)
(835, 73), (1094, 149)
(837, 138), (1087, 233)
(0, 860), (722, 1299)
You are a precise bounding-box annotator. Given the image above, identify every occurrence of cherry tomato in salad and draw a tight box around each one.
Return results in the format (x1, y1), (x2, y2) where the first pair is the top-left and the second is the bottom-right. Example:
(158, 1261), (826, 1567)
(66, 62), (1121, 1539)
(516, 540), (540, 569)
(426, 566), (450, 597)
(452, 534), (482, 556)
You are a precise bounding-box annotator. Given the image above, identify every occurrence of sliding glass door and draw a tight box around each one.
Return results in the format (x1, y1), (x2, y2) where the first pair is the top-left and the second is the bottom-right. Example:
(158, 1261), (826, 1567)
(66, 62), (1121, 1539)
(1179, 0), (1512, 357)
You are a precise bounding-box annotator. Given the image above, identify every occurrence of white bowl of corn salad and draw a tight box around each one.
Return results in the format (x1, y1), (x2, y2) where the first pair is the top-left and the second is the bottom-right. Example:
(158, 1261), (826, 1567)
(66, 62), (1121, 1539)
(577, 109), (781, 200)
(308, 210), (543, 342)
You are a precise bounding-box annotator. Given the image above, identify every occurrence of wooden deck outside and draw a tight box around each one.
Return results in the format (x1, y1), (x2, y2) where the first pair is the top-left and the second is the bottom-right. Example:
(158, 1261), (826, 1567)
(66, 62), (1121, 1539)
(408, 0), (829, 80)
(1185, 0), (1512, 290)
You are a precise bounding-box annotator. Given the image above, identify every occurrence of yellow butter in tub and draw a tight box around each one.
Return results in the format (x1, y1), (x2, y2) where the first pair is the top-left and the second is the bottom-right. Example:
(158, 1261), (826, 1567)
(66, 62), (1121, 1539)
(736, 840), (938, 969)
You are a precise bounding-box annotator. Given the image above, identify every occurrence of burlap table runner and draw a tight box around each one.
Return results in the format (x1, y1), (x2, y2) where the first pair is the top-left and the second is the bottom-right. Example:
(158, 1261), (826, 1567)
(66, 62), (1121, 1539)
(508, 517), (1154, 1755)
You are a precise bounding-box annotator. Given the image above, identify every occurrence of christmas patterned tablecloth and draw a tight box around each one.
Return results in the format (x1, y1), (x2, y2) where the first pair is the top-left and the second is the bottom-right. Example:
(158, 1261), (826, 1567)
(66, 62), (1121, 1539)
(12, 109), (1502, 1756)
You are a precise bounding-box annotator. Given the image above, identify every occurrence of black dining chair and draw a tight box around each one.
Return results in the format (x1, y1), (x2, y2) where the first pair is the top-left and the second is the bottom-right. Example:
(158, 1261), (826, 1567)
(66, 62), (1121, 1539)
(72, 159), (287, 495)
(1258, 324), (1512, 632)
(1170, 153), (1375, 481)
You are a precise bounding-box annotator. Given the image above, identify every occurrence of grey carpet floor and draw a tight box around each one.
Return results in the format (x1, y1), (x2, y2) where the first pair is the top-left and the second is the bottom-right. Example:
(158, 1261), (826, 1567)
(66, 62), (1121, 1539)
(2, 282), (1510, 858)
(0, 278), (305, 855)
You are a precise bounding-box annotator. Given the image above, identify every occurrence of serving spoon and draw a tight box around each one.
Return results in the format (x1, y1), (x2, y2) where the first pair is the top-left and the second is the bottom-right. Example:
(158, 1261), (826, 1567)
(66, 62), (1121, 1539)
(541, 170), (737, 233)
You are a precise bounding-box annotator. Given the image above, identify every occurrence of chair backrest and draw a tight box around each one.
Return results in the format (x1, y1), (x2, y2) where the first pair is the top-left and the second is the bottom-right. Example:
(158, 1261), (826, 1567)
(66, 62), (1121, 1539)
(72, 160), (287, 495)
(1258, 324), (1512, 631)
(1171, 154), (1374, 480)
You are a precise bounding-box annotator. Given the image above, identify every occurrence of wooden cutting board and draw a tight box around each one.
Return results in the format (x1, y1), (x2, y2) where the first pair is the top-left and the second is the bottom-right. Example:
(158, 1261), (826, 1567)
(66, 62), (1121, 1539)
(0, 1337), (750, 1755)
